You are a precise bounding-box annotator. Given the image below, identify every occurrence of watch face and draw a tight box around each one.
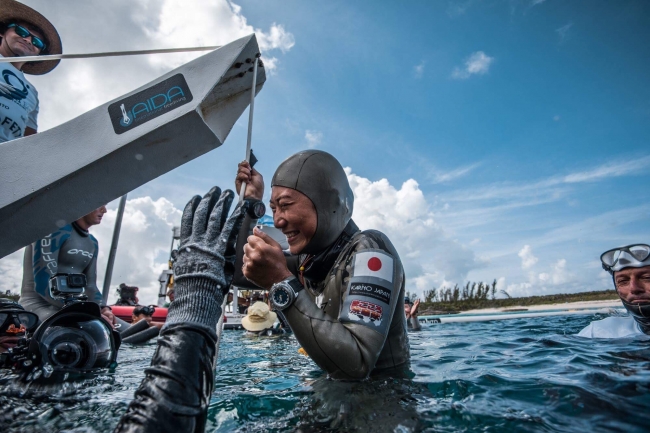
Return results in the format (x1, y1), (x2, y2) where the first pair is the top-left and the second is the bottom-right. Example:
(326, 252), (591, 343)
(272, 286), (291, 308)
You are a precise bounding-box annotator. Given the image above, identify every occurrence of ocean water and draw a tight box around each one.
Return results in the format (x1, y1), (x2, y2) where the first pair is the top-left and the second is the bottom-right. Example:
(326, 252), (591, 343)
(1, 312), (649, 432)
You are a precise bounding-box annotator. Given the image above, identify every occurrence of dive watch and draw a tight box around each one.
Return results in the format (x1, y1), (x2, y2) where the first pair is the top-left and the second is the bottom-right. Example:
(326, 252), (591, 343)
(269, 276), (303, 311)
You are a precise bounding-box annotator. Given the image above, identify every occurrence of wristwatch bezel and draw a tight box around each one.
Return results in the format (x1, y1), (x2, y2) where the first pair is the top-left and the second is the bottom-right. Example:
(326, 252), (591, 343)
(270, 277), (302, 311)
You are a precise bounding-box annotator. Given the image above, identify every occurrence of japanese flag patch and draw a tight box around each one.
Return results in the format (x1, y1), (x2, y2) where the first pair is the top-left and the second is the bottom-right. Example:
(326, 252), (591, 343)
(352, 251), (393, 283)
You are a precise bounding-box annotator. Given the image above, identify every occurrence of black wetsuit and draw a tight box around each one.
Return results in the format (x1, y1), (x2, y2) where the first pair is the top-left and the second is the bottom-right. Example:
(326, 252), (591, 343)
(20, 222), (102, 320)
(283, 220), (410, 379)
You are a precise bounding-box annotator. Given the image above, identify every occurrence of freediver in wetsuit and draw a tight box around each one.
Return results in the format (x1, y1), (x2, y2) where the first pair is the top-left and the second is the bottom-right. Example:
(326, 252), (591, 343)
(239, 150), (411, 380)
(114, 187), (248, 433)
(20, 220), (105, 320)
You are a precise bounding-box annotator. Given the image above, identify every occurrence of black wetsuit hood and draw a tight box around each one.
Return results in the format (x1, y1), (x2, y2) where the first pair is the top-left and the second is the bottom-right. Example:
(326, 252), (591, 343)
(271, 150), (354, 255)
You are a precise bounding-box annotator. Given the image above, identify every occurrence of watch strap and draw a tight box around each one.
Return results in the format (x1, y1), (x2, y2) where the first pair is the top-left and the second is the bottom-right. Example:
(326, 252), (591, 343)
(285, 276), (303, 295)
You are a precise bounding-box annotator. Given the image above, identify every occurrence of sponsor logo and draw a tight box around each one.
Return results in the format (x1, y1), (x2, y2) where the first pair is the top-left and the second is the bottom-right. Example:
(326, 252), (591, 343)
(40, 235), (57, 275)
(348, 299), (383, 326)
(0, 69), (29, 101)
(349, 282), (391, 304)
(67, 249), (93, 258)
(174, 262), (209, 276)
(353, 251), (393, 282)
(108, 74), (193, 134)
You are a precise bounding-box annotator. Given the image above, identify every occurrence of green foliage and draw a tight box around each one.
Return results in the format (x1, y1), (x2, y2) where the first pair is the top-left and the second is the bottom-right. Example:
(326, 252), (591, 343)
(419, 280), (619, 313)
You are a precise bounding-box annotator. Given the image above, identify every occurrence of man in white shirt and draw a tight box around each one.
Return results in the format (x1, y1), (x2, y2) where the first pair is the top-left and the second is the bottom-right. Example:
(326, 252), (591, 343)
(0, 0), (62, 142)
(578, 244), (650, 339)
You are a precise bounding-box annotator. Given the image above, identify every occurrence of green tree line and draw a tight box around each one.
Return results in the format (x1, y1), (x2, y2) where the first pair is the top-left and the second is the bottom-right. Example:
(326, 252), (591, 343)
(407, 280), (619, 314)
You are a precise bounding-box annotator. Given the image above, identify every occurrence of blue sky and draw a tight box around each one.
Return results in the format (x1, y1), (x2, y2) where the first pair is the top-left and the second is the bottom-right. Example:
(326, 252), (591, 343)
(1, 0), (649, 303)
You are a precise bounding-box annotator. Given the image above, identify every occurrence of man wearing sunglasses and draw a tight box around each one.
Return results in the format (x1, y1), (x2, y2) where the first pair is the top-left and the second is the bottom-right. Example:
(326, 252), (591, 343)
(578, 244), (650, 338)
(0, 0), (62, 143)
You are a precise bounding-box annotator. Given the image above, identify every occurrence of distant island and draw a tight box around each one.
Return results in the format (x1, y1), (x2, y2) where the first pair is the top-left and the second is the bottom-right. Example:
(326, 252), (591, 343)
(411, 281), (620, 315)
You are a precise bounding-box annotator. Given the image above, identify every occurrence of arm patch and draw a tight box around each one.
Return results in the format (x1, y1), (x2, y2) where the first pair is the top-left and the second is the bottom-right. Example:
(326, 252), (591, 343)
(340, 249), (396, 335)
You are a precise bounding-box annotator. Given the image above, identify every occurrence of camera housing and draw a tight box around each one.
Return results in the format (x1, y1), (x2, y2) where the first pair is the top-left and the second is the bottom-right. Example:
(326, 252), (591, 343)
(49, 273), (87, 300)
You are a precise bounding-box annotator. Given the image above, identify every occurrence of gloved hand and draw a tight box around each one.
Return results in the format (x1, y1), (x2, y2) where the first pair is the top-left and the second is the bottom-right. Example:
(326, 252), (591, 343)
(163, 186), (248, 336)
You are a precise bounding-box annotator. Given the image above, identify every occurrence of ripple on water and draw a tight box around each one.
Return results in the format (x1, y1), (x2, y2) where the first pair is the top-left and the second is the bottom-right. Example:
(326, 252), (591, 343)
(1, 314), (649, 432)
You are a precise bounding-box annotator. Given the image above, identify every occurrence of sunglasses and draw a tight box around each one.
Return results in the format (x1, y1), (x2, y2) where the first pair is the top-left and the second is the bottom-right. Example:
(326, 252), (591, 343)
(0, 311), (39, 334)
(7, 23), (46, 52)
(600, 244), (650, 270)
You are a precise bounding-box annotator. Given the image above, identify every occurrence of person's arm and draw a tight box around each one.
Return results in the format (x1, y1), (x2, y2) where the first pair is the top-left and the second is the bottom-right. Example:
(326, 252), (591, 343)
(84, 236), (103, 304)
(115, 186), (247, 433)
(245, 230), (405, 380)
(408, 299), (422, 331)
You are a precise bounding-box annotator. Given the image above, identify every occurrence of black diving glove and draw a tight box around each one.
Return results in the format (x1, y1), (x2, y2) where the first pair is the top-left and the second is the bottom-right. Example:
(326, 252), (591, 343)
(163, 187), (248, 336)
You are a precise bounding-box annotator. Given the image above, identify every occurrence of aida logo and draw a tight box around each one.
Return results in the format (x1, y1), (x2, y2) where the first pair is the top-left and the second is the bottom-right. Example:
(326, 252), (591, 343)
(108, 74), (193, 134)
(118, 86), (186, 127)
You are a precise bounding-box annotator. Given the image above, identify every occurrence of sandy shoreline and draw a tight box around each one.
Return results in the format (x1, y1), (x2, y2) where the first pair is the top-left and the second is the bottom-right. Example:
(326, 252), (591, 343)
(460, 299), (623, 315)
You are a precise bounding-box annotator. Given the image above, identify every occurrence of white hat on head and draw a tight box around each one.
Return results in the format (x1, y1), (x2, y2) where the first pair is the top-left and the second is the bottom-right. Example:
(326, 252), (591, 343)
(241, 301), (277, 332)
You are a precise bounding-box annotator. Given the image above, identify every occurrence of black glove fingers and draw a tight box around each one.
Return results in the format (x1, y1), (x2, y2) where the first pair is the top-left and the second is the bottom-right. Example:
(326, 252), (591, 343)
(180, 195), (202, 245)
(193, 186), (221, 238)
(220, 200), (248, 260)
(206, 189), (235, 243)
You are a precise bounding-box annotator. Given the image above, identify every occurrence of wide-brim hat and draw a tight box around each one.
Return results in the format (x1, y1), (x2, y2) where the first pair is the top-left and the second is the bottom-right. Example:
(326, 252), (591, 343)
(241, 301), (277, 332)
(0, 0), (62, 75)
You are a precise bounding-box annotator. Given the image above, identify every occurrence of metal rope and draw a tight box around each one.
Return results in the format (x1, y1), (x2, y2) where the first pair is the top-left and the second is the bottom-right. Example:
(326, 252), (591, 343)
(0, 45), (221, 63)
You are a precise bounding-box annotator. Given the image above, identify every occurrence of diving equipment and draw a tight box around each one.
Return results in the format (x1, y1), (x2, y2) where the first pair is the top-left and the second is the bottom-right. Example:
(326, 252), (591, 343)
(271, 150), (354, 254)
(269, 276), (303, 311)
(600, 244), (650, 274)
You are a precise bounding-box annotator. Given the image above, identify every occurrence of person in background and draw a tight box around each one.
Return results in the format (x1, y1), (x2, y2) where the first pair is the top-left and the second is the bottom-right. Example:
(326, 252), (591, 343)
(131, 305), (163, 330)
(116, 283), (140, 306)
(404, 296), (421, 331)
(238, 150), (410, 380)
(578, 244), (650, 339)
(241, 301), (287, 336)
(19, 206), (114, 326)
(0, 298), (38, 354)
(164, 287), (174, 307)
(0, 0), (62, 142)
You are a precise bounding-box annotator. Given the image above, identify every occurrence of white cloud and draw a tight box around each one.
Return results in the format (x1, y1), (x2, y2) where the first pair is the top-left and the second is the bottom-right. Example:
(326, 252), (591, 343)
(518, 245), (538, 269)
(414, 61), (425, 79)
(556, 23), (573, 43)
(440, 155), (650, 203)
(27, 0), (294, 131)
(346, 168), (485, 294)
(431, 162), (482, 183)
(92, 197), (182, 305)
(143, 1), (295, 71)
(305, 130), (323, 148)
(507, 258), (577, 297)
(452, 51), (494, 80)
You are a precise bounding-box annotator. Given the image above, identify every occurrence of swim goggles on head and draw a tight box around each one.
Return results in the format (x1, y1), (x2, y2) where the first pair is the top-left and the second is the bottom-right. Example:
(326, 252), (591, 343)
(0, 310), (39, 334)
(133, 305), (156, 316)
(600, 244), (650, 274)
(7, 23), (46, 51)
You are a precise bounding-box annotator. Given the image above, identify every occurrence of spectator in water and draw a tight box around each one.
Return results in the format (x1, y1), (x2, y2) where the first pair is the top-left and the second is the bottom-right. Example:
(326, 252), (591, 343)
(241, 301), (285, 336)
(578, 244), (650, 338)
(404, 296), (421, 331)
(115, 283), (139, 306)
(132, 305), (163, 330)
